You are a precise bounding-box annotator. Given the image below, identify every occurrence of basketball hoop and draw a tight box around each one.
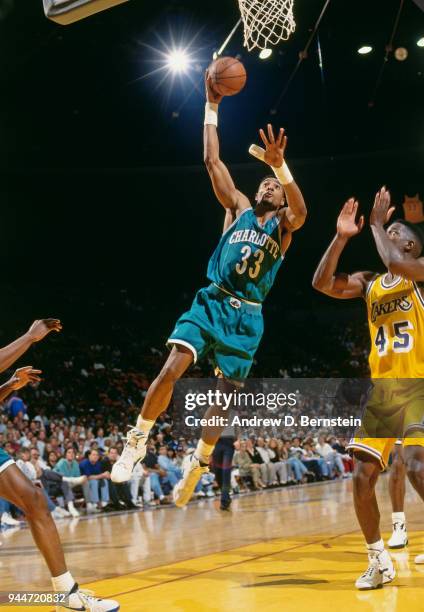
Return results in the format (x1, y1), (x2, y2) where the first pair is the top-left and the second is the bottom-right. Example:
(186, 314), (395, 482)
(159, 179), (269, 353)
(238, 0), (296, 51)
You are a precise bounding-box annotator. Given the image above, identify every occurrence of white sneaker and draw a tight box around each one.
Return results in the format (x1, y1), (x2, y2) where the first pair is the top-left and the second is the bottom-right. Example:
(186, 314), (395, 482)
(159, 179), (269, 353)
(206, 490), (215, 498)
(86, 503), (100, 514)
(55, 506), (71, 518)
(111, 427), (147, 483)
(194, 490), (205, 498)
(67, 502), (80, 518)
(173, 455), (209, 508)
(388, 520), (408, 549)
(415, 553), (424, 564)
(355, 550), (395, 590)
(51, 509), (65, 520)
(56, 582), (119, 611)
(0, 512), (20, 527)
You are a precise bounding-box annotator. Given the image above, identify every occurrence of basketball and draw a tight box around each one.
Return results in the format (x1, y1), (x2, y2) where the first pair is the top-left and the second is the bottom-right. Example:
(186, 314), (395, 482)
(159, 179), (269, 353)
(208, 56), (247, 96)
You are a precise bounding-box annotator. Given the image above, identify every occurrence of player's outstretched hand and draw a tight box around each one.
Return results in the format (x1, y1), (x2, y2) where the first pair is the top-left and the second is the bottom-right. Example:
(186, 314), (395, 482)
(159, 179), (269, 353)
(259, 124), (287, 168)
(27, 319), (62, 342)
(7, 366), (42, 390)
(370, 186), (395, 227)
(337, 198), (364, 239)
(205, 70), (223, 104)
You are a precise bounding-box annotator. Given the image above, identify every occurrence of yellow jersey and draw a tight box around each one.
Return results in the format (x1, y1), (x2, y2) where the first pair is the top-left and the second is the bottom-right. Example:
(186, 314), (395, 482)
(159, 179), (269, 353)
(366, 273), (424, 378)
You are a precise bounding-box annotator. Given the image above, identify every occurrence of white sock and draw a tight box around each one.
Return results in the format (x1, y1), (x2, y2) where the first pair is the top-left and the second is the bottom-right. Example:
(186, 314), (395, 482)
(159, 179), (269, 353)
(51, 571), (75, 592)
(136, 416), (155, 435)
(367, 538), (385, 554)
(392, 511), (406, 524)
(195, 440), (215, 464)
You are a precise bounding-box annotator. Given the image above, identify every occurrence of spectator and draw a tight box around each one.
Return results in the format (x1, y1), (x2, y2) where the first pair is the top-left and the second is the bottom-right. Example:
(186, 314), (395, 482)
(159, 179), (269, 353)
(79, 449), (110, 512)
(142, 443), (171, 505)
(315, 434), (345, 478)
(287, 439), (309, 483)
(268, 438), (289, 486)
(233, 440), (265, 490)
(7, 394), (27, 419)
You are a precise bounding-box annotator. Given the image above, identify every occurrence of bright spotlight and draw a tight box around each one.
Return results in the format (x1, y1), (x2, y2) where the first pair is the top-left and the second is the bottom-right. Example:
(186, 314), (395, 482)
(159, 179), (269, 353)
(358, 45), (373, 55)
(166, 50), (189, 73)
(259, 48), (273, 59)
(417, 37), (424, 48)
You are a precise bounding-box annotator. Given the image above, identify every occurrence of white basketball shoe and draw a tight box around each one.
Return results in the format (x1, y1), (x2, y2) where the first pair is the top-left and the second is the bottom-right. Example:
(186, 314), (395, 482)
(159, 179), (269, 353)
(355, 549), (395, 590)
(173, 454), (209, 508)
(388, 520), (408, 549)
(111, 427), (147, 483)
(57, 583), (119, 611)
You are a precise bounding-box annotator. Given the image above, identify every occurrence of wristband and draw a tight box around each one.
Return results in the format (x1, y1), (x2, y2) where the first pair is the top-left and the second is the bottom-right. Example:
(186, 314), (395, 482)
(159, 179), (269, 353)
(272, 161), (293, 185)
(248, 144), (294, 185)
(204, 102), (218, 126)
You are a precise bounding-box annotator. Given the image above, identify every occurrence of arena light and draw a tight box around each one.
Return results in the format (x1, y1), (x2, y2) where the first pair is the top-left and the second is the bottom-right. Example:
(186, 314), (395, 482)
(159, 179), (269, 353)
(166, 50), (190, 73)
(358, 45), (373, 55)
(417, 37), (424, 47)
(259, 48), (273, 59)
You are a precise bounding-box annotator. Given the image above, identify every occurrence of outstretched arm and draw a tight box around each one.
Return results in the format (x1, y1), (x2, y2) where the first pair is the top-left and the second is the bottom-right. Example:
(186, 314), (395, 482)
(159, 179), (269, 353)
(312, 199), (374, 299)
(203, 73), (250, 213)
(0, 319), (62, 374)
(370, 187), (424, 281)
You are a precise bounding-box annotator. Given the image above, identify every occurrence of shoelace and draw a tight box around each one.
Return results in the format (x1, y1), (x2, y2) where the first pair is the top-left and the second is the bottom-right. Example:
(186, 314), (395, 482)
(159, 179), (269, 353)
(77, 588), (103, 603)
(393, 521), (405, 532)
(125, 426), (146, 447)
(362, 562), (378, 579)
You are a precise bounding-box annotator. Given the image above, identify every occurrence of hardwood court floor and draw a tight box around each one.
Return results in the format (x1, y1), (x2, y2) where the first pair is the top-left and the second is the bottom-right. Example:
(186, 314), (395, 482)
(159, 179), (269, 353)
(1, 475), (424, 611)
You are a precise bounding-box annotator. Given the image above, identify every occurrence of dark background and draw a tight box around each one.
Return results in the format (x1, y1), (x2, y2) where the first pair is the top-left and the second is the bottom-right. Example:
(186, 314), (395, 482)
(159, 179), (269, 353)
(0, 0), (423, 355)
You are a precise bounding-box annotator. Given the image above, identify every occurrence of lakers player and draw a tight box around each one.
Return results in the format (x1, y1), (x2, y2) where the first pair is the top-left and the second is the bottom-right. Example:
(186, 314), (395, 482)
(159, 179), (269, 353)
(313, 187), (424, 589)
(111, 72), (307, 504)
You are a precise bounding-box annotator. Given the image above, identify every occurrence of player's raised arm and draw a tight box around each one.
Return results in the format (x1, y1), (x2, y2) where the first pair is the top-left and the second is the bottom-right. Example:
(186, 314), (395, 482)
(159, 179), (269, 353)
(251, 125), (306, 231)
(0, 319), (62, 373)
(312, 198), (374, 299)
(370, 186), (424, 281)
(203, 72), (250, 213)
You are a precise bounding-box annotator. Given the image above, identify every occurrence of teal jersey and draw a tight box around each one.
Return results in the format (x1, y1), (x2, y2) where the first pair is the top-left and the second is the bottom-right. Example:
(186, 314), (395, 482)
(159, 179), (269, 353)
(207, 207), (284, 303)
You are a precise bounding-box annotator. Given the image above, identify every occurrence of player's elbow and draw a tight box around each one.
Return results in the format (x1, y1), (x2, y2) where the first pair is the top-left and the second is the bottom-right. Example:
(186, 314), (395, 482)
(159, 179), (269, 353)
(312, 277), (326, 293)
(204, 154), (220, 171)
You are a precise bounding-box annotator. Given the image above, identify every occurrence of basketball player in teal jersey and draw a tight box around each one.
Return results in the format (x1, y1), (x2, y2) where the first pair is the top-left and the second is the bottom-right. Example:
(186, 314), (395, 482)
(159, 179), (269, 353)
(111, 72), (307, 505)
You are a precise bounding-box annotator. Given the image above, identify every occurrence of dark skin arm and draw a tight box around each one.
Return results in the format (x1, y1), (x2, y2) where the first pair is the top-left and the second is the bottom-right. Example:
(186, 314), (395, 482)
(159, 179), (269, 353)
(312, 198), (375, 298)
(203, 72), (250, 214)
(370, 186), (424, 281)
(0, 319), (62, 374)
(0, 366), (42, 403)
(258, 124), (307, 232)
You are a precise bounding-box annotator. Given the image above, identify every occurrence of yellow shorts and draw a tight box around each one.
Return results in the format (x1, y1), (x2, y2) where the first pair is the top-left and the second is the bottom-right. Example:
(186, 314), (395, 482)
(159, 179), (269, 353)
(359, 379), (424, 438)
(347, 437), (424, 470)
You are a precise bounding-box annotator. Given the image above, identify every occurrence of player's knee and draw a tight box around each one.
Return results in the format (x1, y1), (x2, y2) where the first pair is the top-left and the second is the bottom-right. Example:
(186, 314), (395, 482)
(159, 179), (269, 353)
(406, 456), (424, 484)
(21, 485), (48, 517)
(157, 363), (180, 386)
(353, 462), (378, 500)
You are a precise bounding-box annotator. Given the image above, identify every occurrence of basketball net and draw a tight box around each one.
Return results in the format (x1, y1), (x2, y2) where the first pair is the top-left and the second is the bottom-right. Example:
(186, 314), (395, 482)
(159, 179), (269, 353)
(238, 0), (296, 51)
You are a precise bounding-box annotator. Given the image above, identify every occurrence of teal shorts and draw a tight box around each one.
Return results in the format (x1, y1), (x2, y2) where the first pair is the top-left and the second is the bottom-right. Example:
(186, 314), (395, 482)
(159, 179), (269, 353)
(0, 447), (14, 475)
(167, 284), (264, 381)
